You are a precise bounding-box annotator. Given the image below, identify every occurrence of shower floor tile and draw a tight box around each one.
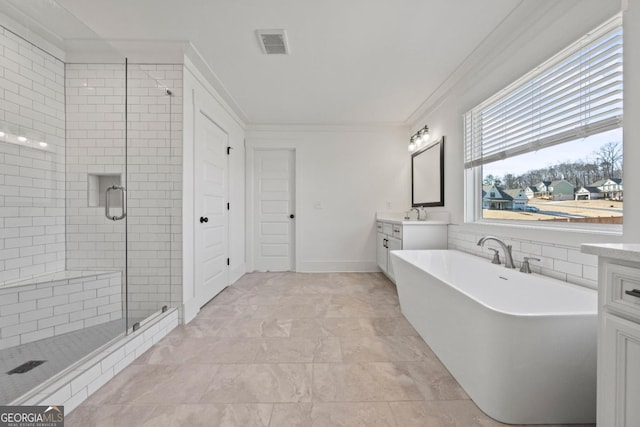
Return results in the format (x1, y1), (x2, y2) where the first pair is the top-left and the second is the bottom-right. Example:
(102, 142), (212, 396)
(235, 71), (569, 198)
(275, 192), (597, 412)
(0, 319), (125, 404)
(66, 273), (595, 427)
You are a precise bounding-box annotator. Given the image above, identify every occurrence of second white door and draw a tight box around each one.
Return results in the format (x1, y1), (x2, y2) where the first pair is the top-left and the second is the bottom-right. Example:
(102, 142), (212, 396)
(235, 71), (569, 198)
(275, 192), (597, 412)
(253, 149), (295, 271)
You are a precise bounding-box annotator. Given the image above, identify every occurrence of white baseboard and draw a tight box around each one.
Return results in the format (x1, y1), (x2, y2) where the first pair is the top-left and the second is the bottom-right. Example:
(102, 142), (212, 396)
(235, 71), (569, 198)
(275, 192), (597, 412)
(182, 297), (200, 325)
(230, 262), (247, 284)
(296, 260), (379, 272)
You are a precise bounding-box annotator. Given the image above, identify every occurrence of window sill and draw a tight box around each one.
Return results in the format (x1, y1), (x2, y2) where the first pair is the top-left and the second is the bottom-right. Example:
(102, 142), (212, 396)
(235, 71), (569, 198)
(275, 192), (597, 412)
(461, 218), (622, 240)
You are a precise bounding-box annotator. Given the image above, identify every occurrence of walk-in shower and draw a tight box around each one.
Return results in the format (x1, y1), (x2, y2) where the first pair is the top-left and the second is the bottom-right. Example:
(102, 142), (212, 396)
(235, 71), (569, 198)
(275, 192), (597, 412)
(0, 0), (181, 405)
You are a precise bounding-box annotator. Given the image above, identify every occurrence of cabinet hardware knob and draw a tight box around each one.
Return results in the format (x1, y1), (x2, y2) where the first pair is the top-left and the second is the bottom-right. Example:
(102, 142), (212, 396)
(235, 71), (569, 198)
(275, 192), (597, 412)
(200, 217), (208, 223)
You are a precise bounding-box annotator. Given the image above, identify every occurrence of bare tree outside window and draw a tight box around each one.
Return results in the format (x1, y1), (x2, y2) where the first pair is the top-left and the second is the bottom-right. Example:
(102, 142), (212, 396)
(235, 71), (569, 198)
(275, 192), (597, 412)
(595, 142), (623, 179)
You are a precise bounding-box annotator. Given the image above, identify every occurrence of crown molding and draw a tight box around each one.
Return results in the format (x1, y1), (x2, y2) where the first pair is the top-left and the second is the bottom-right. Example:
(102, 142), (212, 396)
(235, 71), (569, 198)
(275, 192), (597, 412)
(246, 122), (407, 134)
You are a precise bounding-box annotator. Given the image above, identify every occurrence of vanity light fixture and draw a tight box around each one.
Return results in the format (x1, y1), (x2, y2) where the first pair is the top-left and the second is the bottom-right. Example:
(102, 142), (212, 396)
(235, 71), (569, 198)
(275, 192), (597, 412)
(409, 125), (429, 152)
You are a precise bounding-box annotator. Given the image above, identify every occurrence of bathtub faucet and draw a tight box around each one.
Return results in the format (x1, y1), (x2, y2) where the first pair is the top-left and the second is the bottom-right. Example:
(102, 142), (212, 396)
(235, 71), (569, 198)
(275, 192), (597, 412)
(477, 236), (516, 268)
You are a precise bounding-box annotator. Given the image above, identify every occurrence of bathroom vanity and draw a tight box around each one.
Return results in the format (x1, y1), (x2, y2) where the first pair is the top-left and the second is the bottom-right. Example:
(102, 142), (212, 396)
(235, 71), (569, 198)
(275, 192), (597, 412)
(581, 243), (640, 427)
(376, 213), (448, 283)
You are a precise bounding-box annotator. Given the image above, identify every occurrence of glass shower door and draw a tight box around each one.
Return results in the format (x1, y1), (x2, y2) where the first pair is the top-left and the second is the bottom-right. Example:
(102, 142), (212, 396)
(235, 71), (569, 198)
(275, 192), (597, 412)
(65, 59), (129, 330)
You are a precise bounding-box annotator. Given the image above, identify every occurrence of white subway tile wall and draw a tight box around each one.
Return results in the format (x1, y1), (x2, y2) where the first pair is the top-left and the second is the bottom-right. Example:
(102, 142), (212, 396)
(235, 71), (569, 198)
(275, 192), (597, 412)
(65, 63), (126, 274)
(65, 63), (183, 321)
(0, 27), (66, 285)
(448, 225), (599, 289)
(0, 272), (122, 350)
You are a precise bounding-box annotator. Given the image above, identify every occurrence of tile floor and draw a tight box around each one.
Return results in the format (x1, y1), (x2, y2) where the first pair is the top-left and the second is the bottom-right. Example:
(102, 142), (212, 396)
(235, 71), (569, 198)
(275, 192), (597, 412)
(67, 272), (594, 426)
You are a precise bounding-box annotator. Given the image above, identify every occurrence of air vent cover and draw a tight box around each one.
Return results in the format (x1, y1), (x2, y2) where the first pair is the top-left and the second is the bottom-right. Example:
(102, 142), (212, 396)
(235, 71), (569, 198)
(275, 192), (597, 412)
(256, 29), (289, 55)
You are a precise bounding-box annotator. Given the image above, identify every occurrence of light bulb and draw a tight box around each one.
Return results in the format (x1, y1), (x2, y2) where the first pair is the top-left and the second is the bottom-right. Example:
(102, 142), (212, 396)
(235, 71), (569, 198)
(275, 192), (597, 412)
(39, 142), (48, 148)
(408, 136), (417, 152)
(421, 126), (430, 143)
(17, 136), (27, 142)
(0, 132), (5, 137)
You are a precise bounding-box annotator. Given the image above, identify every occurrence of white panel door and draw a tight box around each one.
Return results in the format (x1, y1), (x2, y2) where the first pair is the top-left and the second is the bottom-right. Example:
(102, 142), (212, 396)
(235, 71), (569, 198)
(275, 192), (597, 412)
(195, 112), (228, 307)
(254, 149), (295, 271)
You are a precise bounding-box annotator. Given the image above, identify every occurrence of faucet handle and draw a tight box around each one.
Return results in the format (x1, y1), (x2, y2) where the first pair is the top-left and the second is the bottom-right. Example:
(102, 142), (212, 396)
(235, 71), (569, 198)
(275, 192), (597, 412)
(488, 248), (501, 265)
(520, 257), (540, 273)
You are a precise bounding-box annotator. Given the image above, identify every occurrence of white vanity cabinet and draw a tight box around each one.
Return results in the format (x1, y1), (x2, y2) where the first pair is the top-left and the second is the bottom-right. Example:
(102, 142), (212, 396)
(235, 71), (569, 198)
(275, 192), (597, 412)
(581, 244), (640, 427)
(376, 219), (447, 283)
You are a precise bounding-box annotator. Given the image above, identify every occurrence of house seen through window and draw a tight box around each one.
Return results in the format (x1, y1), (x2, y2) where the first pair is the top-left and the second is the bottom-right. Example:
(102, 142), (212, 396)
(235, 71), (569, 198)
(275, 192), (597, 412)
(482, 128), (622, 223)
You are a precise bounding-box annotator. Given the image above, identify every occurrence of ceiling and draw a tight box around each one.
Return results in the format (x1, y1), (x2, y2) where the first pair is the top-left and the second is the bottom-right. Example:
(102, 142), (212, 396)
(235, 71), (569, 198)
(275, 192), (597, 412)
(5, 0), (532, 126)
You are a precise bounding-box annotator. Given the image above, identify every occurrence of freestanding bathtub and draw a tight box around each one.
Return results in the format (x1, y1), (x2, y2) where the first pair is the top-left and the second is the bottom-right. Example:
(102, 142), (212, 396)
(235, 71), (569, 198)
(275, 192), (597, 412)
(390, 249), (597, 425)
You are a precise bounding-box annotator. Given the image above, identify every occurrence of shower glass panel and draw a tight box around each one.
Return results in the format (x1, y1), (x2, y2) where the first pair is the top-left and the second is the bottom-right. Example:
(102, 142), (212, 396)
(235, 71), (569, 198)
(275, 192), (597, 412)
(0, 0), (176, 404)
(125, 63), (178, 326)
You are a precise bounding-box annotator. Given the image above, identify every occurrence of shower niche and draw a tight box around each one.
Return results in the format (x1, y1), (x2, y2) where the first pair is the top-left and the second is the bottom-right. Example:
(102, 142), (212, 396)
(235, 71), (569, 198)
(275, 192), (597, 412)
(88, 174), (123, 208)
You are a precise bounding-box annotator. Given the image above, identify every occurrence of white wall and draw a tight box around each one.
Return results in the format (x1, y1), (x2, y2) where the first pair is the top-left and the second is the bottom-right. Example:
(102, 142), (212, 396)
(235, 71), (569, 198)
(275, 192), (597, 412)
(411, 0), (628, 288)
(182, 58), (246, 323)
(246, 125), (409, 272)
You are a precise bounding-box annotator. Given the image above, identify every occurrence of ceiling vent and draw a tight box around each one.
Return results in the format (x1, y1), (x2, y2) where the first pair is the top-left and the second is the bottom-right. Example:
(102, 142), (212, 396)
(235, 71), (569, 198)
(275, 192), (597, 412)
(256, 29), (289, 55)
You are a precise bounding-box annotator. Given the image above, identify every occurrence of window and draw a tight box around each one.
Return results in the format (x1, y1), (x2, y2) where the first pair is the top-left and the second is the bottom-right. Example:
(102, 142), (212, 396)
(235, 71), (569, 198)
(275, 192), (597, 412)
(464, 15), (623, 226)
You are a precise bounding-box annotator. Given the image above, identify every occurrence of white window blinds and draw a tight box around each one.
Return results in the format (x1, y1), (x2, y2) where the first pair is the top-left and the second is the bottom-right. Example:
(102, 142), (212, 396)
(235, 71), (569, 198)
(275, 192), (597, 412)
(464, 15), (622, 169)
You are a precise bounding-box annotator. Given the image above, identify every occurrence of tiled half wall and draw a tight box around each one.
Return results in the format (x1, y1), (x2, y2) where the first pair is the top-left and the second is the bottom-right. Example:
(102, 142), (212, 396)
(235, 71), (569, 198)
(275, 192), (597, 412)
(448, 225), (598, 289)
(0, 271), (121, 350)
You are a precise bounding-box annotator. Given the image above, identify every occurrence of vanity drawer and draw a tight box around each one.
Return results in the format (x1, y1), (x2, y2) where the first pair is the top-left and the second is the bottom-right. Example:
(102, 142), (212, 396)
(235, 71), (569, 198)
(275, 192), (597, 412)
(603, 262), (640, 322)
(376, 222), (383, 233)
(382, 223), (393, 236)
(392, 224), (403, 239)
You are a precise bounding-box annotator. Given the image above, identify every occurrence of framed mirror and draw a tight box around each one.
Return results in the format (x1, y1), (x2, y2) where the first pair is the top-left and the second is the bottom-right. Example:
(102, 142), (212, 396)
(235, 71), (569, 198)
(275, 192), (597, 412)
(411, 136), (444, 207)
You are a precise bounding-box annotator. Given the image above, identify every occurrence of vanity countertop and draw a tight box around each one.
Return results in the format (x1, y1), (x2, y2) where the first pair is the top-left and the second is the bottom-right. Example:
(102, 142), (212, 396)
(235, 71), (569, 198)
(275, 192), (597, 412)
(376, 211), (450, 225)
(581, 243), (640, 263)
(376, 217), (449, 225)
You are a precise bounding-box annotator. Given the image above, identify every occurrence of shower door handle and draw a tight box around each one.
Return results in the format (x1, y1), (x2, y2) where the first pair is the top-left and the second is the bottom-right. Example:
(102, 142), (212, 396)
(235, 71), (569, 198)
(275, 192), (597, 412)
(105, 185), (127, 221)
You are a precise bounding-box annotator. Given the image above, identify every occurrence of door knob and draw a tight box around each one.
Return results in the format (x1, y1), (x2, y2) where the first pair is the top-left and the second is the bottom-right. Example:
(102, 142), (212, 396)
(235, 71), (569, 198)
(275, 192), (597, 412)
(200, 217), (208, 223)
(289, 214), (295, 219)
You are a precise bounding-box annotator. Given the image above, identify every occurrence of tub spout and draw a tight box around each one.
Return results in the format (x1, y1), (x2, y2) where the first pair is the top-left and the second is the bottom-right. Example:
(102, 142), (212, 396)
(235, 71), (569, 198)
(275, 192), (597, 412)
(477, 236), (516, 268)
